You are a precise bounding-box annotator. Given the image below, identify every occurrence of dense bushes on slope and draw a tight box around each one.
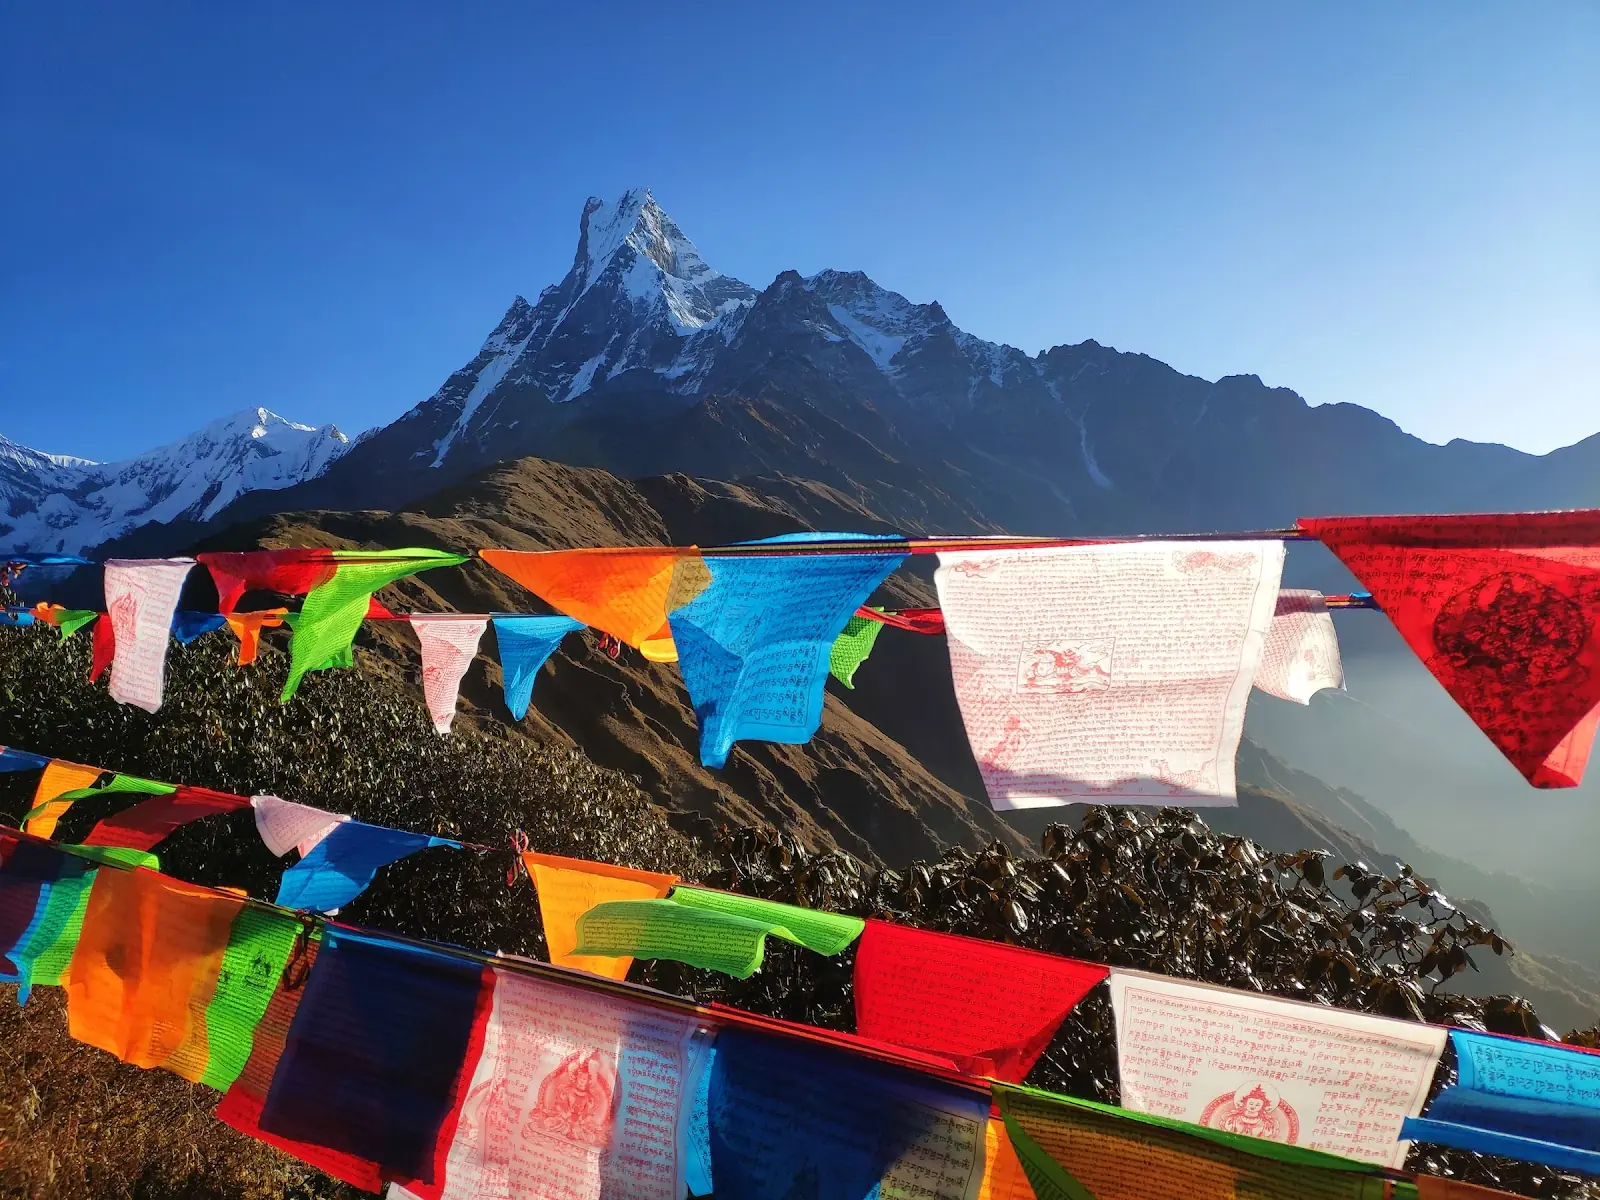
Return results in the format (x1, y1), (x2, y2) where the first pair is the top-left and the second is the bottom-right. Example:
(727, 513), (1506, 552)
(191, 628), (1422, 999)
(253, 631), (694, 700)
(0, 622), (1596, 1197)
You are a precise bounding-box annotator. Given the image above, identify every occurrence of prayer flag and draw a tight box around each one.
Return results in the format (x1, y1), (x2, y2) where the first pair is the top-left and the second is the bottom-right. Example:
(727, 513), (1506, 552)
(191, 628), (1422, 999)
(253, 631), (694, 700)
(1300, 511), (1600, 786)
(103, 557), (194, 711)
(492, 614), (582, 719)
(668, 534), (906, 767)
(274, 820), (457, 912)
(171, 610), (228, 644)
(223, 608), (287, 665)
(853, 920), (1108, 1081)
(283, 549), (467, 701)
(52, 608), (99, 640)
(1415, 1179), (1527, 1199)
(409, 614), (487, 734)
(24, 759), (106, 839)
(3, 843), (158, 1002)
(0, 746), (50, 771)
(0, 838), (77, 983)
(995, 1084), (1403, 1200)
(25, 771), (174, 841)
(861, 606), (947, 635)
(250, 794), (350, 857)
(193, 904), (304, 1090)
(418, 965), (706, 1199)
(66, 866), (244, 1082)
(685, 1042), (715, 1196)
(668, 886), (864, 955)
(0, 610), (33, 627)
(1254, 589), (1345, 704)
(217, 936), (391, 1192)
(829, 611), (885, 689)
(82, 784), (251, 852)
(89, 613), (114, 681)
(258, 926), (491, 1184)
(574, 899), (787, 979)
(479, 547), (704, 662)
(198, 548), (337, 613)
(708, 1026), (989, 1200)
(1400, 1029), (1600, 1177)
(1109, 969), (1446, 1166)
(522, 850), (677, 979)
(935, 542), (1284, 808)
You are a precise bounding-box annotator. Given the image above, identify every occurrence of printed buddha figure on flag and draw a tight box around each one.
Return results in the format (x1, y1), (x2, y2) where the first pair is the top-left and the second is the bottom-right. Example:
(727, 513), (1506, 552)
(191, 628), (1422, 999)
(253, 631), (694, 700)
(529, 1048), (615, 1147)
(1199, 1081), (1300, 1143)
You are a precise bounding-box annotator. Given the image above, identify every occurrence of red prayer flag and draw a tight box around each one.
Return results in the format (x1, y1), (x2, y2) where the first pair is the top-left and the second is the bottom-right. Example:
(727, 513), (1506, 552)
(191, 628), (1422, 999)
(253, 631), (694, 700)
(81, 785), (252, 852)
(198, 549), (338, 614)
(1301, 511), (1600, 787)
(852, 920), (1108, 1082)
(89, 614), (114, 682)
(857, 606), (947, 635)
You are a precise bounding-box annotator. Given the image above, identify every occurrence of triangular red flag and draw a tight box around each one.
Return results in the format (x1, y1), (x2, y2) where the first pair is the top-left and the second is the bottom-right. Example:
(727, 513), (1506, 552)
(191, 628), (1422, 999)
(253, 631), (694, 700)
(81, 785), (252, 852)
(1301, 511), (1600, 787)
(89, 614), (115, 682)
(852, 920), (1107, 1081)
(198, 549), (338, 614)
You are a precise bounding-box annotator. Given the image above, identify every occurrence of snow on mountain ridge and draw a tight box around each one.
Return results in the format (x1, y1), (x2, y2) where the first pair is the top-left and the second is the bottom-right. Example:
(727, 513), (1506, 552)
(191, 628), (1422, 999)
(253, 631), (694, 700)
(0, 408), (353, 556)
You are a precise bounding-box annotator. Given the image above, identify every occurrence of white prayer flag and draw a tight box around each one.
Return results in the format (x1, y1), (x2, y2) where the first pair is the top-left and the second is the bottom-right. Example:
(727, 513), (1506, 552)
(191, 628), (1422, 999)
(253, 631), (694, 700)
(103, 558), (194, 713)
(410, 615), (488, 735)
(1254, 589), (1345, 705)
(1108, 969), (1447, 1167)
(425, 966), (706, 1200)
(934, 541), (1284, 808)
(250, 794), (349, 857)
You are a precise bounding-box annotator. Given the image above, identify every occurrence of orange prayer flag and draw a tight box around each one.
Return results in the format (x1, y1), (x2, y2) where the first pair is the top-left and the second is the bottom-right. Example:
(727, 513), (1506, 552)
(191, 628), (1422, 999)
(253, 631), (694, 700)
(522, 850), (678, 980)
(1416, 1180), (1525, 1200)
(479, 548), (705, 662)
(66, 866), (243, 1082)
(26, 759), (104, 839)
(223, 608), (288, 666)
(977, 1114), (1033, 1200)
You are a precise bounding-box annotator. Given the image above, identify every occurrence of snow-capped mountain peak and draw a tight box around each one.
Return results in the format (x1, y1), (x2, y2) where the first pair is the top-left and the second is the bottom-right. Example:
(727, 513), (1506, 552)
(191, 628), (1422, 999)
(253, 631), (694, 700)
(0, 408), (354, 556)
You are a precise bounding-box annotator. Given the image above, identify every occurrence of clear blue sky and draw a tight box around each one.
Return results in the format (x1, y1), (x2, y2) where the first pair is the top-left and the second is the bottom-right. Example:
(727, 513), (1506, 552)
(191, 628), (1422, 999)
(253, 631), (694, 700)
(2, 2), (1595, 462)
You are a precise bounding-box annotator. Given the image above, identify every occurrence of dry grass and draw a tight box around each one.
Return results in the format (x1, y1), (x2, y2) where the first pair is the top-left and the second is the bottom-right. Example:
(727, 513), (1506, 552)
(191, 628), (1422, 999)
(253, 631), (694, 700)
(0, 990), (365, 1200)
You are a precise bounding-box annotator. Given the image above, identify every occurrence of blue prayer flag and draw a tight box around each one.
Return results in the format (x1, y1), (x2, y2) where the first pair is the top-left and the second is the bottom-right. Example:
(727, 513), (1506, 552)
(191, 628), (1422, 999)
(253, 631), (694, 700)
(1402, 1029), (1600, 1175)
(171, 610), (228, 644)
(0, 840), (82, 981)
(0, 611), (35, 627)
(708, 1026), (987, 1200)
(686, 1041), (716, 1196)
(258, 926), (487, 1183)
(492, 614), (582, 719)
(0, 747), (50, 772)
(274, 821), (457, 913)
(4, 554), (93, 566)
(668, 534), (906, 767)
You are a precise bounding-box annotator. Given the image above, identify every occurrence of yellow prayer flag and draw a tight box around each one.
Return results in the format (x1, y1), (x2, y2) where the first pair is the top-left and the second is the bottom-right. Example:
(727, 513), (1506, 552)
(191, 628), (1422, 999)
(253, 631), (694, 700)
(523, 850), (677, 980)
(26, 759), (104, 839)
(479, 548), (707, 662)
(66, 866), (243, 1082)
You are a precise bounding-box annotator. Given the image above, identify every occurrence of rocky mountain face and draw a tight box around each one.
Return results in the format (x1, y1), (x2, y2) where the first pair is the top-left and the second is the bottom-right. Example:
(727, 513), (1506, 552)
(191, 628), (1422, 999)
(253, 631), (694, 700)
(0, 409), (352, 557)
(178, 186), (1597, 542)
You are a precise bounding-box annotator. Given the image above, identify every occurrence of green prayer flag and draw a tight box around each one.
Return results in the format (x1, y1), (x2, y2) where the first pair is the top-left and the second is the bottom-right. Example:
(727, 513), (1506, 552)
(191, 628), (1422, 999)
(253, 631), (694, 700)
(667, 886), (864, 956)
(828, 612), (885, 689)
(573, 899), (794, 979)
(197, 905), (302, 1090)
(282, 549), (466, 700)
(14, 846), (160, 994)
(994, 1085), (1414, 1200)
(22, 773), (175, 825)
(55, 609), (99, 640)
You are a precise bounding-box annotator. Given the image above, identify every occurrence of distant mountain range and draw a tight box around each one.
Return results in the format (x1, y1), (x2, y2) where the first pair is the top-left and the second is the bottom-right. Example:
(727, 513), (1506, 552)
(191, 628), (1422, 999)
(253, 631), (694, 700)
(0, 409), (352, 557)
(5, 186), (1598, 557)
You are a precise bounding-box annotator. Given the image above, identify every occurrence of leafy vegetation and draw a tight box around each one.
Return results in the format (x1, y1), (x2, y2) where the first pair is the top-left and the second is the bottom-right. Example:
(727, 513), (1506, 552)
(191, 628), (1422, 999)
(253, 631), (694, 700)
(0, 619), (1596, 1197)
